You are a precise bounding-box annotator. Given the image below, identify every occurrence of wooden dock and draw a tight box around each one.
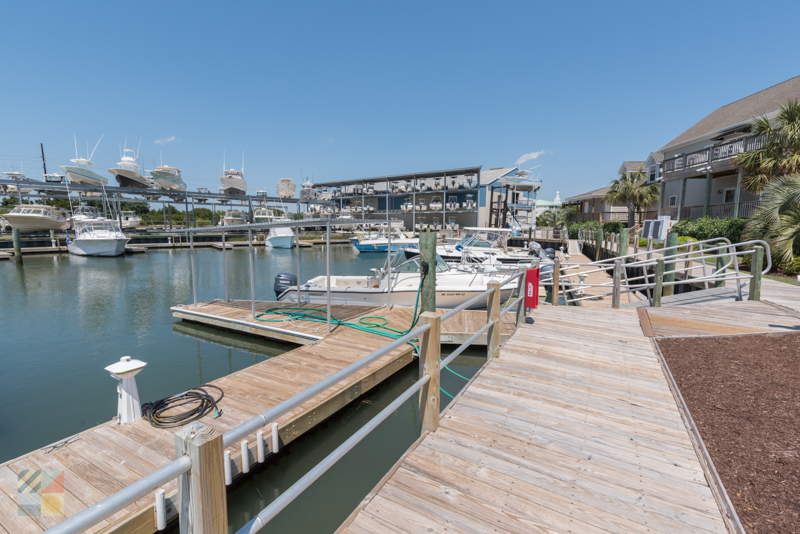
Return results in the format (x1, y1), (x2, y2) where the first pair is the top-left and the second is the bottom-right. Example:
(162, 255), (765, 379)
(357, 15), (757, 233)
(0, 301), (498, 534)
(338, 304), (743, 533)
(172, 300), (517, 346)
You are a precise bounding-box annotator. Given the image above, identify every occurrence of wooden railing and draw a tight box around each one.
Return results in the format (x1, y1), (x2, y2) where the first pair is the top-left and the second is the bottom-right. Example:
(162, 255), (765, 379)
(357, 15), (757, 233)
(572, 211), (657, 224)
(663, 134), (768, 174)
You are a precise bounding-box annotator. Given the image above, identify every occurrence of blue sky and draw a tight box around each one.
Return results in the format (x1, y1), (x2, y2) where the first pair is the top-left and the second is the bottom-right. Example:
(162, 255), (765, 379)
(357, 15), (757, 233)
(1, 1), (799, 201)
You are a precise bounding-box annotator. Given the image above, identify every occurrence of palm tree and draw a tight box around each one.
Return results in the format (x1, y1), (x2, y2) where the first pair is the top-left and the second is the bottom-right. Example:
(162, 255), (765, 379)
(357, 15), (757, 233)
(736, 100), (800, 193)
(537, 207), (575, 228)
(742, 174), (800, 265)
(604, 169), (660, 227)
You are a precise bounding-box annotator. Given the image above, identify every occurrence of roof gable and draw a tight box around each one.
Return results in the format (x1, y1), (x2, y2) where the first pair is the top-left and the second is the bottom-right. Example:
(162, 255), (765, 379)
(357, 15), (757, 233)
(660, 75), (800, 152)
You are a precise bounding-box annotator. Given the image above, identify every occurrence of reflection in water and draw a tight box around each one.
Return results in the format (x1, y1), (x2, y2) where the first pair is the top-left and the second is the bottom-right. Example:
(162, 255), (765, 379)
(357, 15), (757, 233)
(172, 321), (291, 359)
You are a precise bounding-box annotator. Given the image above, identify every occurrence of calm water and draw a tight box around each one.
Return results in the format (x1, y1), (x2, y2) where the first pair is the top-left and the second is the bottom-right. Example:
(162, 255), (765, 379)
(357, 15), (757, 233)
(0, 245), (486, 533)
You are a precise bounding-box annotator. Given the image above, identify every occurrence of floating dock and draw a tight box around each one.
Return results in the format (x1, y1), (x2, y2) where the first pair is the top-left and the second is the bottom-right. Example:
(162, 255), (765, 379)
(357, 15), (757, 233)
(172, 300), (517, 346)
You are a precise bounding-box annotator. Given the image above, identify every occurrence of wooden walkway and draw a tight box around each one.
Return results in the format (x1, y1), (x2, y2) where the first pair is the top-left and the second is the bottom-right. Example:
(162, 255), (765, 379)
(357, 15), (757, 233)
(172, 300), (517, 346)
(0, 302), (498, 534)
(338, 305), (731, 533)
(641, 300), (800, 337)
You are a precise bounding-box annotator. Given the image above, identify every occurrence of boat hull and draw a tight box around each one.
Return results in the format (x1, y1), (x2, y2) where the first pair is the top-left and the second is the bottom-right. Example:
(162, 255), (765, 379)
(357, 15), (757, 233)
(221, 176), (247, 195)
(265, 235), (295, 249)
(151, 171), (187, 191)
(110, 169), (150, 188)
(278, 286), (514, 309)
(68, 238), (130, 257)
(60, 166), (109, 186)
(4, 214), (71, 233)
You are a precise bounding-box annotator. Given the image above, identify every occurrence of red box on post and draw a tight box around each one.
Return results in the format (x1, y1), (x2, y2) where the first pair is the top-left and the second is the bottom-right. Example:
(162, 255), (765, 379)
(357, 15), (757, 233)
(525, 268), (540, 309)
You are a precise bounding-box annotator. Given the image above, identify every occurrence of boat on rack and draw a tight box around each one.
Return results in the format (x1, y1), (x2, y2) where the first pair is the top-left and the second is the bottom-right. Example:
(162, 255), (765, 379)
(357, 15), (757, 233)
(3, 204), (71, 233)
(120, 211), (142, 230)
(109, 148), (150, 188)
(220, 169), (246, 196)
(349, 226), (417, 253)
(219, 210), (247, 226)
(275, 245), (517, 308)
(150, 166), (187, 192)
(70, 205), (101, 225)
(68, 218), (130, 257)
(61, 136), (108, 186)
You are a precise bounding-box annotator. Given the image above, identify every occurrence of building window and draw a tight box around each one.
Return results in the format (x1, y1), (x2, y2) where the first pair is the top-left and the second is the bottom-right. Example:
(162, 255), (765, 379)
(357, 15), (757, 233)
(723, 188), (736, 203)
(668, 195), (677, 207)
(649, 164), (657, 182)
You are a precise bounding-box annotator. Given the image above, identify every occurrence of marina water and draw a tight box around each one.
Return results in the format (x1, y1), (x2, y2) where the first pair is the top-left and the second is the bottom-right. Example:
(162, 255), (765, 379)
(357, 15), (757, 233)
(0, 245), (485, 532)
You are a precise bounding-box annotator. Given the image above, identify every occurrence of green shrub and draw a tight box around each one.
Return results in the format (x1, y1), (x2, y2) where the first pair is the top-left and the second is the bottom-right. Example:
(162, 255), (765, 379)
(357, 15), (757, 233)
(568, 221), (601, 239)
(670, 217), (747, 243)
(781, 257), (800, 276)
(601, 221), (627, 234)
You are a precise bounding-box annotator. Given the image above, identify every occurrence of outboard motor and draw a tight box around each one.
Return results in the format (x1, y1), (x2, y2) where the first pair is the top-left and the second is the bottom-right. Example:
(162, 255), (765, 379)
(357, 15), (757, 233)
(274, 273), (298, 298)
(543, 248), (556, 260)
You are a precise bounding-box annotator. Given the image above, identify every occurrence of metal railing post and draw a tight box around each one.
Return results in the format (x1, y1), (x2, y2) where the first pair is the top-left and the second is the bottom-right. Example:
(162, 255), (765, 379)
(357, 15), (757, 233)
(248, 229), (256, 318)
(487, 280), (501, 359)
(748, 246), (763, 301)
(662, 232), (679, 296)
(552, 257), (560, 306)
(515, 270), (527, 325)
(222, 231), (229, 302)
(654, 258), (665, 307)
(612, 260), (621, 309)
(326, 222), (331, 333)
(175, 423), (227, 534)
(418, 312), (440, 433)
(189, 232), (198, 308)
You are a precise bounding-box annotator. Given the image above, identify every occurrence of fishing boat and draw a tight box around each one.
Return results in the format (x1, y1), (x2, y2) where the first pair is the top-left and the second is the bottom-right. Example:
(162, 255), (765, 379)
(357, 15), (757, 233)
(220, 161), (246, 196)
(71, 205), (101, 225)
(254, 207), (295, 248)
(109, 147), (150, 188)
(3, 204), (71, 233)
(61, 135), (108, 186)
(119, 211), (141, 230)
(220, 210), (247, 226)
(1, 171), (38, 194)
(150, 166), (187, 191)
(434, 227), (546, 265)
(68, 218), (130, 257)
(429, 196), (443, 210)
(253, 207), (276, 224)
(299, 180), (317, 200)
(349, 227), (417, 253)
(275, 246), (517, 308)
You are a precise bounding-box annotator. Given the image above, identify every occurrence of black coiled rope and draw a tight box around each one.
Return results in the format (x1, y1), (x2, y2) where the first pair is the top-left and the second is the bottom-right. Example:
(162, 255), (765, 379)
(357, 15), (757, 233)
(141, 385), (224, 428)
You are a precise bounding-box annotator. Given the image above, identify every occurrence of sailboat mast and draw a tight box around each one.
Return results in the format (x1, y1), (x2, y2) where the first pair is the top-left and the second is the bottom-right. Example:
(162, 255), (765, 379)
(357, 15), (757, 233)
(40, 143), (47, 175)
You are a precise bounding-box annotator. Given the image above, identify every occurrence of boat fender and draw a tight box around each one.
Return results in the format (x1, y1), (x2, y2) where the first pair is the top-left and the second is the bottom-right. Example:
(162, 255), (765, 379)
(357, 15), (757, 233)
(455, 245), (463, 252)
(274, 272), (298, 298)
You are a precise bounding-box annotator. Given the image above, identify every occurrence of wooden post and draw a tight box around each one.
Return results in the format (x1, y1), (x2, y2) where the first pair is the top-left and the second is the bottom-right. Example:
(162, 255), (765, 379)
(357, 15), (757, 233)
(418, 312), (440, 433)
(703, 171), (712, 217)
(551, 258), (560, 306)
(662, 231), (678, 297)
(715, 246), (727, 288)
(619, 227), (629, 259)
(596, 227), (604, 260)
(419, 229), (437, 313)
(175, 423), (227, 534)
(516, 272), (527, 325)
(748, 246), (763, 301)
(654, 258), (665, 307)
(733, 168), (743, 219)
(486, 280), (501, 358)
(12, 228), (22, 264)
(612, 260), (621, 309)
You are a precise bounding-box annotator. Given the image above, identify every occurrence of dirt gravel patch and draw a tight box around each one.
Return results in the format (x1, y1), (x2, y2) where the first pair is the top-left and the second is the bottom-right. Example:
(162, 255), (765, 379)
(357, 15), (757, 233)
(658, 333), (800, 533)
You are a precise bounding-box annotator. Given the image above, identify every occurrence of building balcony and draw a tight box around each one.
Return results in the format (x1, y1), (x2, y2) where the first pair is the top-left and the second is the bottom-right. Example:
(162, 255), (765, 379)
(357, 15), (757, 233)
(661, 199), (761, 220)
(662, 135), (767, 178)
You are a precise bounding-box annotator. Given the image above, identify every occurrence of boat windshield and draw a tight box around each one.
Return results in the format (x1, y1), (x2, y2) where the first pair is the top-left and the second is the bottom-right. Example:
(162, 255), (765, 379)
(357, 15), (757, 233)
(75, 220), (123, 233)
(387, 246), (449, 273)
(456, 230), (507, 251)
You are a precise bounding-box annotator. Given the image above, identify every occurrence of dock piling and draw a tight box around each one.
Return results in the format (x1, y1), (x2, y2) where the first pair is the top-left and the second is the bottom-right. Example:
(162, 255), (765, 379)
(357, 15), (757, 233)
(272, 422), (280, 453)
(241, 440), (250, 474)
(257, 431), (265, 463)
(419, 229), (437, 313)
(748, 246), (764, 301)
(654, 258), (665, 307)
(175, 423), (227, 534)
(326, 222), (331, 332)
(418, 312), (440, 432)
(487, 280), (501, 359)
(248, 229), (256, 318)
(224, 451), (232, 485)
(155, 489), (166, 531)
(662, 232), (679, 296)
(12, 228), (22, 264)
(552, 257), (560, 306)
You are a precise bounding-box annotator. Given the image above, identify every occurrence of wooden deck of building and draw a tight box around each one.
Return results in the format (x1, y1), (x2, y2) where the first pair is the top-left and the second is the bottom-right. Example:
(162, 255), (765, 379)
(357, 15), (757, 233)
(338, 304), (740, 533)
(0, 302), (505, 534)
(172, 300), (517, 346)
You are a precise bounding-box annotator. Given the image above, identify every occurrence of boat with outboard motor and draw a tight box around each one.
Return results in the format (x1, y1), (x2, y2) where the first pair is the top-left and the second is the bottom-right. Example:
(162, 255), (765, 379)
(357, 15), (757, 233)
(68, 218), (130, 257)
(434, 227), (546, 265)
(61, 135), (108, 186)
(120, 211), (142, 230)
(150, 166), (186, 192)
(3, 204), (71, 233)
(109, 147), (150, 188)
(274, 245), (518, 308)
(349, 226), (417, 253)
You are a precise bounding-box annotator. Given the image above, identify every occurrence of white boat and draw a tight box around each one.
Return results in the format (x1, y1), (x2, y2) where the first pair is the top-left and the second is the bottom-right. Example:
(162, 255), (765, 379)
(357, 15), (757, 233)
(220, 157), (246, 195)
(151, 166), (187, 191)
(254, 207), (295, 248)
(120, 211), (141, 230)
(276, 247), (517, 308)
(4, 204), (71, 233)
(350, 227), (417, 253)
(61, 135), (109, 186)
(68, 218), (130, 257)
(429, 196), (443, 210)
(220, 210), (247, 226)
(435, 227), (546, 266)
(71, 205), (101, 225)
(253, 207), (276, 224)
(109, 147), (150, 188)
(1, 171), (38, 194)
(299, 180), (317, 200)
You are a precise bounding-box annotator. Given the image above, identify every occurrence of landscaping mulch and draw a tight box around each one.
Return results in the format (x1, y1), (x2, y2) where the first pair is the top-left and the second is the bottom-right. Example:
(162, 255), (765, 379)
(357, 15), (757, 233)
(658, 333), (800, 533)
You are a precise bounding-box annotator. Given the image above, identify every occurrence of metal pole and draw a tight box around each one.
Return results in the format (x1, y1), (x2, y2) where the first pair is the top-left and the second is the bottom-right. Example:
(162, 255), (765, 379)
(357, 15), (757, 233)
(386, 184), (392, 309)
(248, 229), (256, 317)
(222, 231), (229, 302)
(326, 221), (331, 333)
(612, 260), (621, 309)
(296, 202), (301, 304)
(191, 196), (197, 228)
(162, 202), (167, 230)
(190, 232), (198, 308)
(184, 196), (190, 229)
